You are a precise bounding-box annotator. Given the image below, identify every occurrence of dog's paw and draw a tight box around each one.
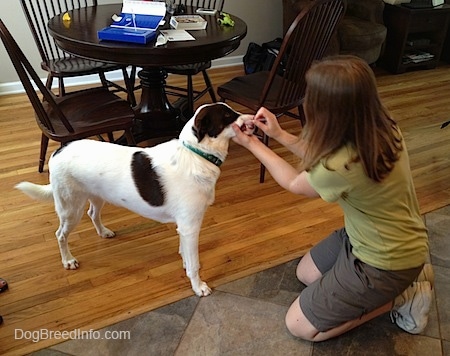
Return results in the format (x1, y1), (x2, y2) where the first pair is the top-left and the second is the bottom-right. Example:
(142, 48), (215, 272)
(100, 228), (116, 238)
(193, 281), (212, 297)
(63, 259), (79, 270)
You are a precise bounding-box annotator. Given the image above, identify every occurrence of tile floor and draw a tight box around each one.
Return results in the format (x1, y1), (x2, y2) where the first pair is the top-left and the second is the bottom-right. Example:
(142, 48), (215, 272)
(33, 205), (449, 356)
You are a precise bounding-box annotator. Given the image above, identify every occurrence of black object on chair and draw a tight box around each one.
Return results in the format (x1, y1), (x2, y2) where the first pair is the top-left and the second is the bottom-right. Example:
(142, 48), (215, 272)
(217, 0), (346, 182)
(20, 0), (136, 105)
(0, 18), (136, 173)
(163, 0), (225, 118)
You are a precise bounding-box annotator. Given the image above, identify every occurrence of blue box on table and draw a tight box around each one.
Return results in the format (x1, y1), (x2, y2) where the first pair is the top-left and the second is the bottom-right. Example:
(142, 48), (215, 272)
(97, 0), (165, 44)
(98, 26), (157, 44)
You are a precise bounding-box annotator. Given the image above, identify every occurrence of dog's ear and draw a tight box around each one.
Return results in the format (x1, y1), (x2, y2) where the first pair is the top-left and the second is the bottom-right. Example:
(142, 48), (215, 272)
(192, 109), (211, 142)
(192, 104), (240, 142)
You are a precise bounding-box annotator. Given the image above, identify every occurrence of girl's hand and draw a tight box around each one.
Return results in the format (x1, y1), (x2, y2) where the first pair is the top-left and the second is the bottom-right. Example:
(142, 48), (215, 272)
(253, 107), (283, 140)
(231, 123), (261, 148)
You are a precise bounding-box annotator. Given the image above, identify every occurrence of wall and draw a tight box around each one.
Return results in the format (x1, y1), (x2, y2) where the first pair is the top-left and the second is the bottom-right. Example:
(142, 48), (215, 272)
(0, 0), (282, 94)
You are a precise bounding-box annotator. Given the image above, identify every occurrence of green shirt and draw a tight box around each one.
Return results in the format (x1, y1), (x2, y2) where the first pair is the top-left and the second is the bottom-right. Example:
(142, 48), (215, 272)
(306, 143), (429, 271)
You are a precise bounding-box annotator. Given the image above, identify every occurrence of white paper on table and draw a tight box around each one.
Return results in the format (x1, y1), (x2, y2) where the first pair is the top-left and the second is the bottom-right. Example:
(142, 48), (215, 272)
(121, 0), (166, 16)
(159, 30), (195, 41)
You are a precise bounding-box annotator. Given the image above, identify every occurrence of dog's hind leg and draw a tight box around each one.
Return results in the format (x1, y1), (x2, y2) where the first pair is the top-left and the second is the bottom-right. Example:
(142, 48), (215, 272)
(177, 222), (212, 297)
(54, 200), (85, 270)
(87, 197), (116, 238)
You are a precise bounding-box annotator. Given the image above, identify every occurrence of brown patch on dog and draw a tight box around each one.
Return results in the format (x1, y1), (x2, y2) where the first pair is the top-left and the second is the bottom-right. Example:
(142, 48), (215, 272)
(192, 104), (240, 142)
(131, 151), (165, 206)
(52, 143), (68, 157)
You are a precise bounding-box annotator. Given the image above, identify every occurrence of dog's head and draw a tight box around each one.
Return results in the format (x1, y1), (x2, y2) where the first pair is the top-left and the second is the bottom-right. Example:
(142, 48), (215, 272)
(189, 103), (254, 142)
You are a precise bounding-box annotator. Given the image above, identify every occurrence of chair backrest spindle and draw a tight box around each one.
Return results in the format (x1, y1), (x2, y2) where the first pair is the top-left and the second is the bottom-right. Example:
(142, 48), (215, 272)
(260, 0), (345, 112)
(20, 0), (98, 67)
(176, 0), (224, 11)
(0, 18), (73, 133)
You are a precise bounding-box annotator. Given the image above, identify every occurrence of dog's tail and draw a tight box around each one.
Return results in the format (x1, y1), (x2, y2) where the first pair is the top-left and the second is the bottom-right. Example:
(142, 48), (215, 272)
(15, 182), (54, 202)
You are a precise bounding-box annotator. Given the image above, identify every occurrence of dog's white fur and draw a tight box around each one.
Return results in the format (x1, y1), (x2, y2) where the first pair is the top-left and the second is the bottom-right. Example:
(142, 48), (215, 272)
(16, 103), (254, 296)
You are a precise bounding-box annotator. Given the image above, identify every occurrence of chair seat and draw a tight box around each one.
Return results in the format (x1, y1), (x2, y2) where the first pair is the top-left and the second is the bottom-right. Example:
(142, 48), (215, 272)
(338, 17), (387, 51)
(43, 57), (124, 76)
(163, 60), (216, 118)
(164, 61), (211, 75)
(217, 71), (302, 114)
(42, 88), (135, 141)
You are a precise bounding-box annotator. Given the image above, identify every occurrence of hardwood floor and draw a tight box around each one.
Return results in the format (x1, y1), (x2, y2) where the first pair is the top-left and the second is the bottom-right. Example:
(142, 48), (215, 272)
(0, 63), (449, 355)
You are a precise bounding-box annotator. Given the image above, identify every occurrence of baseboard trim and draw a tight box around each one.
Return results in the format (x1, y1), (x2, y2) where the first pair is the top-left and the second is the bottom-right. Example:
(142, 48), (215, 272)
(0, 55), (243, 96)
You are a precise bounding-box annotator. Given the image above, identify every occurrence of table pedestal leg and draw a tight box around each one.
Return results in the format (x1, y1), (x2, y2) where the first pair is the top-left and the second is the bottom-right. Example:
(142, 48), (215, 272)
(131, 67), (184, 143)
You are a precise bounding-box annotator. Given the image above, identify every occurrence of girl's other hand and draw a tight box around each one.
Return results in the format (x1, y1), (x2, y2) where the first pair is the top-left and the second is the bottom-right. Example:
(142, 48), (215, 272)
(253, 107), (283, 140)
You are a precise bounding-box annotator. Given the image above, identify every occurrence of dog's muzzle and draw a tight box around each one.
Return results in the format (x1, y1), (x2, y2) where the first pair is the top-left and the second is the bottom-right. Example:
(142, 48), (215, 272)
(237, 114), (256, 135)
(240, 121), (255, 132)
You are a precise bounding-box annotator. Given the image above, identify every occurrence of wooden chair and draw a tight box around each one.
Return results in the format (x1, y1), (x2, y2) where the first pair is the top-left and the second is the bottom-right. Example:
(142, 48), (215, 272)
(0, 18), (136, 173)
(217, 0), (346, 182)
(20, 0), (136, 105)
(163, 0), (225, 118)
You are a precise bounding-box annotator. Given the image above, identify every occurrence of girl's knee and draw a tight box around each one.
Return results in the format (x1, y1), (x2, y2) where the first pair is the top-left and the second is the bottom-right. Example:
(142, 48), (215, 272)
(285, 311), (303, 339)
(296, 262), (314, 286)
(296, 253), (322, 286)
(295, 264), (308, 284)
(285, 297), (317, 341)
(285, 313), (316, 341)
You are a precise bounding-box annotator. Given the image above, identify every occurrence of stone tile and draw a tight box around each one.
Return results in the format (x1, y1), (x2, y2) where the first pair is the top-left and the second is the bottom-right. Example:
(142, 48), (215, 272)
(217, 258), (305, 307)
(435, 264), (450, 341)
(426, 206), (450, 268)
(175, 291), (312, 356)
(49, 296), (198, 356)
(424, 281), (441, 340)
(443, 340), (450, 356)
(311, 314), (442, 356)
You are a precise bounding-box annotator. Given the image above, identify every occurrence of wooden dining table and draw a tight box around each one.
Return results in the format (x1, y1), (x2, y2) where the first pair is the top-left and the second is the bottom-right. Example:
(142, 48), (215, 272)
(47, 4), (247, 143)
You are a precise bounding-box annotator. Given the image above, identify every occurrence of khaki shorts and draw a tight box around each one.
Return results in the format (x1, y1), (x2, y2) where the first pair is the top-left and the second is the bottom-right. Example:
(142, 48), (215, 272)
(299, 228), (423, 332)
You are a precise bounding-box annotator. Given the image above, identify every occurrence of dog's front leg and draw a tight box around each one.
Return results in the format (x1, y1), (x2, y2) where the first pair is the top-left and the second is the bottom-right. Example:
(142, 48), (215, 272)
(177, 225), (211, 297)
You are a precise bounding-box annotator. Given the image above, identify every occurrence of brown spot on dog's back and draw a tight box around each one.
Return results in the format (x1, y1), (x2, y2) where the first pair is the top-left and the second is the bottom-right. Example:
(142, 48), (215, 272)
(131, 152), (165, 206)
(52, 143), (69, 157)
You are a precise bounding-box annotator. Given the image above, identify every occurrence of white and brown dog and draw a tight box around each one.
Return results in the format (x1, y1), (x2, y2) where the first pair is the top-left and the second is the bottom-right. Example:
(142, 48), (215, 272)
(16, 103), (254, 297)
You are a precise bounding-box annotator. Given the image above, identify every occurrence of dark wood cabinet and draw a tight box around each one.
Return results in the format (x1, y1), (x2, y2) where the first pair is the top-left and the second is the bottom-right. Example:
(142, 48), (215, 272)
(381, 4), (450, 73)
(443, 26), (450, 61)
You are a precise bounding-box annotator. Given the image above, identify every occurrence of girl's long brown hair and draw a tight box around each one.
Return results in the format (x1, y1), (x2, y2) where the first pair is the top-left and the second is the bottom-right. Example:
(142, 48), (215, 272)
(301, 55), (402, 182)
